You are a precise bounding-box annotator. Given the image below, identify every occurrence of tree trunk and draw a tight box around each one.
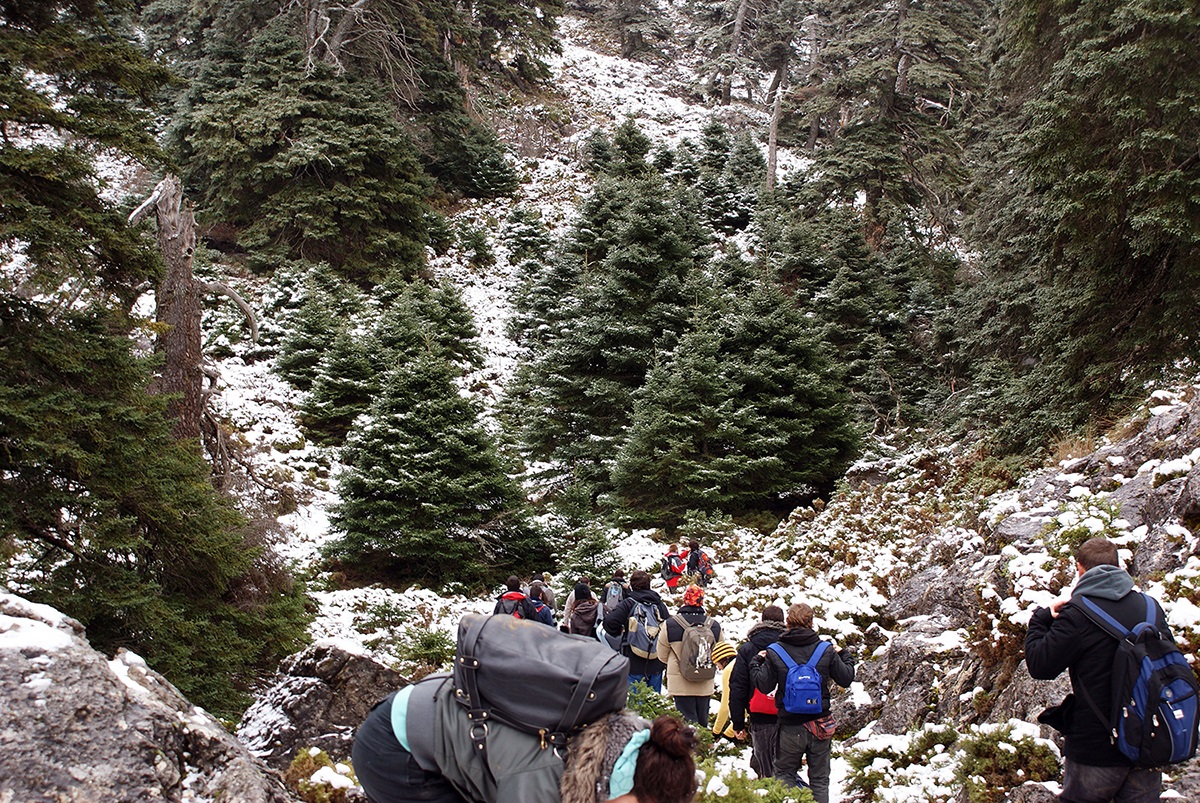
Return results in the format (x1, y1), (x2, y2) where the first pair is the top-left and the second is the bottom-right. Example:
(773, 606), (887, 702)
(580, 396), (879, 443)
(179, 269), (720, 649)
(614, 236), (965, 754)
(149, 175), (203, 442)
(766, 63), (786, 192)
(721, 0), (752, 106)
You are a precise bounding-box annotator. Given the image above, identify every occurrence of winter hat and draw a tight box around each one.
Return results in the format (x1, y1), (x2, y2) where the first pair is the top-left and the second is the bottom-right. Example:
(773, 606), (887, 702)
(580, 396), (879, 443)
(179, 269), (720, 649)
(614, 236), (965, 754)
(711, 640), (737, 665)
(682, 584), (705, 608)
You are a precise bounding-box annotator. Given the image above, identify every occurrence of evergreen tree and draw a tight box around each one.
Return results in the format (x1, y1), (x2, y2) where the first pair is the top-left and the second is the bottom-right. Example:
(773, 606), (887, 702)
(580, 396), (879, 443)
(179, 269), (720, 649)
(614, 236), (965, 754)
(511, 171), (703, 493)
(300, 329), (379, 446)
(0, 300), (309, 716)
(175, 20), (432, 283)
(604, 0), (672, 57)
(612, 269), (857, 523)
(327, 352), (548, 586)
(374, 277), (484, 371)
(275, 278), (346, 391)
(1, 0), (310, 716)
(956, 0), (1200, 448)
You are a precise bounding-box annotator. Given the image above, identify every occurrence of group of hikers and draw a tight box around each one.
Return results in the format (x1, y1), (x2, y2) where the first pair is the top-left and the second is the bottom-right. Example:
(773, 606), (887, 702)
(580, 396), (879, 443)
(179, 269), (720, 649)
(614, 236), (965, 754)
(353, 535), (1197, 803)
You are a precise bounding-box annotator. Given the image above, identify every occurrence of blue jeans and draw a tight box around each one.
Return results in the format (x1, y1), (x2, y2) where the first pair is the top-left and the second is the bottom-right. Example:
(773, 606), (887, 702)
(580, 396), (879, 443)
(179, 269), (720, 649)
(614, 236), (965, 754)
(776, 724), (831, 803)
(628, 672), (662, 693)
(1061, 759), (1161, 803)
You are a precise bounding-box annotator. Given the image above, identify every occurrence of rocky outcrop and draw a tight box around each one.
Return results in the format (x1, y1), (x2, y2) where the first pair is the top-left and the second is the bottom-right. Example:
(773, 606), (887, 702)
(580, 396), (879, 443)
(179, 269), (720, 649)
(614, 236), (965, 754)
(237, 642), (406, 770)
(0, 593), (294, 802)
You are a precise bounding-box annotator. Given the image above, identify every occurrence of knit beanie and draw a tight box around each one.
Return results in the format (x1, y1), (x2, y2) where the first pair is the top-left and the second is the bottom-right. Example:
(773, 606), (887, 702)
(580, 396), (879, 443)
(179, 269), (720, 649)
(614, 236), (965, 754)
(711, 640), (737, 665)
(560, 711), (648, 803)
(682, 584), (705, 608)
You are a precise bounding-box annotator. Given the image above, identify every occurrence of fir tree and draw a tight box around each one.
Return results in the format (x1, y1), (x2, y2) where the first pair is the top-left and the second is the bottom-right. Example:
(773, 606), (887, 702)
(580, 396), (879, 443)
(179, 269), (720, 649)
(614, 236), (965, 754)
(612, 269), (858, 523)
(175, 21), (432, 283)
(327, 352), (548, 586)
(300, 329), (379, 446)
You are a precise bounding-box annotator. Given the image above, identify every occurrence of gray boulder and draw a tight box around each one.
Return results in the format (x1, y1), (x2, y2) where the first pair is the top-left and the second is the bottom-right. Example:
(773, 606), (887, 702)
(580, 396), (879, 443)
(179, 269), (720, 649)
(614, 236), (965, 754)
(237, 642), (406, 770)
(0, 593), (294, 802)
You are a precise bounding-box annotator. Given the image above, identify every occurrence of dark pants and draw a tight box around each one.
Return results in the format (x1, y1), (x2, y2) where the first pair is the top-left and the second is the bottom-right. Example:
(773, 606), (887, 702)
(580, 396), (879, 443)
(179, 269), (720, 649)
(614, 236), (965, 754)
(1060, 759), (1161, 803)
(750, 721), (781, 779)
(776, 724), (831, 803)
(673, 695), (711, 726)
(351, 693), (467, 803)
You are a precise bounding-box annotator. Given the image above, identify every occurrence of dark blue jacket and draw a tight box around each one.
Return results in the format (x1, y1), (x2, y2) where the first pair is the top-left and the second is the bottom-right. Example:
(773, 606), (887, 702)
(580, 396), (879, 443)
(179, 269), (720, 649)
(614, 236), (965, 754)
(602, 588), (669, 675)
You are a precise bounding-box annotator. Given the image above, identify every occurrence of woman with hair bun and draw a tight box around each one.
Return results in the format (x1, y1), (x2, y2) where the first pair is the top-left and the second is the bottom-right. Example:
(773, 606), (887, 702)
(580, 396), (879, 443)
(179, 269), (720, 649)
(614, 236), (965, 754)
(354, 680), (700, 803)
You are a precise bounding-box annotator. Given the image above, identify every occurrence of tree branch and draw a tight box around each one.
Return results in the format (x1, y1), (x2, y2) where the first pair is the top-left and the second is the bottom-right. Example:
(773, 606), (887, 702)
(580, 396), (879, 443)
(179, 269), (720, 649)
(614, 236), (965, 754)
(200, 280), (260, 343)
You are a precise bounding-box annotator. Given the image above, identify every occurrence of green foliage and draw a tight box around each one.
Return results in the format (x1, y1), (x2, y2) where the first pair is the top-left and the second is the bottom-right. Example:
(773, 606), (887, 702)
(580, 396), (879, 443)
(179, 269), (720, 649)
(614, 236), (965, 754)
(844, 724), (959, 799)
(626, 680), (680, 722)
(0, 300), (309, 717)
(695, 762), (812, 803)
(176, 21), (431, 283)
(326, 351), (549, 587)
(954, 726), (1059, 803)
(1042, 496), (1127, 556)
(395, 628), (456, 675)
(284, 748), (356, 803)
(556, 524), (625, 589)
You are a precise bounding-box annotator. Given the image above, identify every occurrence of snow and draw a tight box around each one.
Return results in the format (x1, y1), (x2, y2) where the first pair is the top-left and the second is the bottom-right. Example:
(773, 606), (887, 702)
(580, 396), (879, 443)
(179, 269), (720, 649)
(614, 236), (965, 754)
(0, 595), (76, 654)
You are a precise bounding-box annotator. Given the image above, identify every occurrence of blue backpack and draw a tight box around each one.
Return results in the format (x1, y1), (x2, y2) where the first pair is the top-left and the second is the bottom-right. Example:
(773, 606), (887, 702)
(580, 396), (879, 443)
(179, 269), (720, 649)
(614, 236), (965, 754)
(768, 641), (830, 715)
(1077, 593), (1199, 767)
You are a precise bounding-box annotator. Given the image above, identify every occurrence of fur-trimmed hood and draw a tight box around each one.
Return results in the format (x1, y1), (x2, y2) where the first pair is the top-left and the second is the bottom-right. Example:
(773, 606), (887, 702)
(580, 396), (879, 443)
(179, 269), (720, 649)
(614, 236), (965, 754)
(560, 712), (647, 803)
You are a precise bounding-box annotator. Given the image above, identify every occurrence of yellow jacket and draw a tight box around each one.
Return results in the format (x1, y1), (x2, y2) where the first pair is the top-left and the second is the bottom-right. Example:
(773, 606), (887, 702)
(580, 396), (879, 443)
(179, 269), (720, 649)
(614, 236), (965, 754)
(711, 659), (737, 738)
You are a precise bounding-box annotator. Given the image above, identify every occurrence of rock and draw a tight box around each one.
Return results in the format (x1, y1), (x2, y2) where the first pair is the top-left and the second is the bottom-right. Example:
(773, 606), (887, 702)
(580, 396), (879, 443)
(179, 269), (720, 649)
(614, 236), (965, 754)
(237, 642), (406, 770)
(0, 593), (294, 802)
(1002, 782), (1059, 803)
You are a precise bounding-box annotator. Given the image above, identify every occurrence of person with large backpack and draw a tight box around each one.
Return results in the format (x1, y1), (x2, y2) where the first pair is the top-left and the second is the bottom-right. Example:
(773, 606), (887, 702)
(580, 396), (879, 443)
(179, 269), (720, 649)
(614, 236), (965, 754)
(601, 570), (629, 616)
(352, 615), (702, 803)
(658, 584), (723, 726)
(729, 604), (788, 779)
(492, 575), (537, 620)
(661, 544), (685, 590)
(749, 603), (855, 803)
(602, 569), (670, 692)
(1025, 537), (1199, 802)
(684, 540), (715, 587)
(564, 582), (600, 637)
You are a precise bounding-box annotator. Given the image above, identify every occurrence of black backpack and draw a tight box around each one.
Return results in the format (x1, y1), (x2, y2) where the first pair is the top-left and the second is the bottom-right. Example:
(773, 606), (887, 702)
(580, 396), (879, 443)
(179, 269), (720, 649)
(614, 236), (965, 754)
(452, 613), (629, 759)
(1077, 593), (1199, 767)
(496, 596), (532, 620)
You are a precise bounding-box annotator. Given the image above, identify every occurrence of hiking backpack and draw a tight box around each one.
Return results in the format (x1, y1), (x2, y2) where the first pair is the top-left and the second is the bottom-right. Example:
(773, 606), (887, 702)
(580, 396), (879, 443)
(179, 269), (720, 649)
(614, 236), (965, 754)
(626, 600), (662, 660)
(496, 596), (531, 619)
(452, 614), (628, 760)
(674, 614), (718, 682)
(1076, 593), (1199, 767)
(603, 581), (625, 611)
(768, 641), (830, 715)
(569, 598), (599, 635)
(696, 551), (715, 581)
(661, 554), (683, 582)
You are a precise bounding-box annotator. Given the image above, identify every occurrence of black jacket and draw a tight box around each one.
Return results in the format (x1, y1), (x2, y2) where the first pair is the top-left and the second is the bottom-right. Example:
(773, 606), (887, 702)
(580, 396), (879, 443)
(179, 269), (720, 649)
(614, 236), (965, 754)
(602, 588), (669, 675)
(750, 627), (854, 726)
(1025, 585), (1172, 766)
(729, 621), (786, 730)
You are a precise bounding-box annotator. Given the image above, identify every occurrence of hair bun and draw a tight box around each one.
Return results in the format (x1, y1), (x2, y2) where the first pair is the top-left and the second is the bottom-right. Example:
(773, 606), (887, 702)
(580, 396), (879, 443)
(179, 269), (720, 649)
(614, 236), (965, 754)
(649, 715), (698, 759)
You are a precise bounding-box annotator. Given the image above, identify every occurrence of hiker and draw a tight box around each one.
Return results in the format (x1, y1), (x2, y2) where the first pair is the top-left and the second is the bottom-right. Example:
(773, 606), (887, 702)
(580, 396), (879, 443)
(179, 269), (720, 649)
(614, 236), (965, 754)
(750, 602), (855, 803)
(601, 570), (629, 616)
(729, 604), (787, 778)
(538, 572), (557, 610)
(527, 582), (556, 627)
(352, 627), (701, 803)
(1025, 536), (1197, 801)
(493, 575), (537, 620)
(710, 640), (739, 740)
(684, 540), (714, 587)
(658, 584), (722, 725)
(564, 581), (600, 637)
(602, 569), (670, 692)
(661, 544), (685, 590)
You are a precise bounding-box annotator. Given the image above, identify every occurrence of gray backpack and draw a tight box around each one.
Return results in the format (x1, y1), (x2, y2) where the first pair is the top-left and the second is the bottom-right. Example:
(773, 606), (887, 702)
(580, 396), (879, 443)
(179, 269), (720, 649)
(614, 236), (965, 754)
(673, 614), (717, 682)
(626, 600), (662, 660)
(452, 614), (629, 757)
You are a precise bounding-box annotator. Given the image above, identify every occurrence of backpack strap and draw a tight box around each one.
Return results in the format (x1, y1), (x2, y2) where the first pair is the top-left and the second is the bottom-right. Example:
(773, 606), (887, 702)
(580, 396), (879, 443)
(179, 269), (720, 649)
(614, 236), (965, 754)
(455, 615), (493, 759)
(768, 641), (798, 669)
(804, 641), (831, 668)
(1072, 594), (1148, 745)
(554, 648), (614, 737)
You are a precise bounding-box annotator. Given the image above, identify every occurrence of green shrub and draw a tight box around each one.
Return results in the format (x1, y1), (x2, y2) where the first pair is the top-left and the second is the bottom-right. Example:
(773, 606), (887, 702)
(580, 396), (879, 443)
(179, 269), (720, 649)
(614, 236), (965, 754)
(694, 759), (812, 802)
(283, 748), (356, 803)
(955, 726), (1059, 803)
(395, 627), (455, 677)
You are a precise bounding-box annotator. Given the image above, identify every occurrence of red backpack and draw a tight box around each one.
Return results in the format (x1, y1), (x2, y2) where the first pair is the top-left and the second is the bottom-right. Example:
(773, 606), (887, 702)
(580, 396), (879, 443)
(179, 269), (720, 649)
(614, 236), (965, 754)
(749, 688), (777, 715)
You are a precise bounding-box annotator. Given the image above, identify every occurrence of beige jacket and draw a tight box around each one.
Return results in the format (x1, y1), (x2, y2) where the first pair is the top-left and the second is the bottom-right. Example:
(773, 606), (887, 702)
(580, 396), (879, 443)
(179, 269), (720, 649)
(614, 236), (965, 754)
(656, 608), (720, 697)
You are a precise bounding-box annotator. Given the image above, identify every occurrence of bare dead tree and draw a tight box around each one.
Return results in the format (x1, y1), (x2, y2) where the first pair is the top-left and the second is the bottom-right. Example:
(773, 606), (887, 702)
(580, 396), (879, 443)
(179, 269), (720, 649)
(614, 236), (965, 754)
(129, 175), (259, 454)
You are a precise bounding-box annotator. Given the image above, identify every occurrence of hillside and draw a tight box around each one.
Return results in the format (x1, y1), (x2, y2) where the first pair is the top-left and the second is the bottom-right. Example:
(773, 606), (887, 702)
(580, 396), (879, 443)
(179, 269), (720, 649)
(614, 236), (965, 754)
(3, 1), (1199, 801)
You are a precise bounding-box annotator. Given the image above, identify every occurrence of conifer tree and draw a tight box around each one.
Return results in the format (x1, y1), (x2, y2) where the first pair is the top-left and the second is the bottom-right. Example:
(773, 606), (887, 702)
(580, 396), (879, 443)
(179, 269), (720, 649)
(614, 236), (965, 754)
(612, 268), (857, 523)
(176, 21), (432, 283)
(300, 330), (379, 446)
(1, 0), (309, 716)
(275, 280), (345, 391)
(327, 352), (547, 586)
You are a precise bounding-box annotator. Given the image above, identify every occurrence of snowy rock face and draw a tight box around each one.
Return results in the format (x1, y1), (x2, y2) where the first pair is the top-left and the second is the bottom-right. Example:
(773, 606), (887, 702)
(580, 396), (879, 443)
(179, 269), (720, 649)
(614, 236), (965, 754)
(237, 642), (405, 770)
(0, 593), (294, 803)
